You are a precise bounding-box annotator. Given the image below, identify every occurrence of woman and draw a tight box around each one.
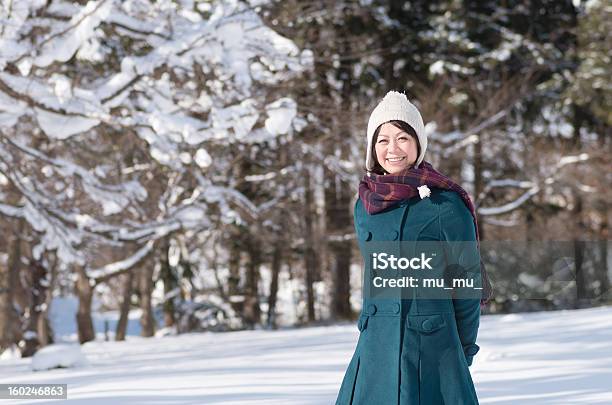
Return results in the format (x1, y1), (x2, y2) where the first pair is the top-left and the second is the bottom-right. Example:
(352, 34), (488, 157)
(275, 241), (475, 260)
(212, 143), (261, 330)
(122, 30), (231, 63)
(336, 91), (493, 405)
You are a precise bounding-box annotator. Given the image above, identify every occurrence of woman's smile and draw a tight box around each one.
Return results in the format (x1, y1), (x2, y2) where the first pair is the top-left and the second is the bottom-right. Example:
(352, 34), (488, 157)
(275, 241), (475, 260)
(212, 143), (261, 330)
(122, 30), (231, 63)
(386, 156), (406, 163)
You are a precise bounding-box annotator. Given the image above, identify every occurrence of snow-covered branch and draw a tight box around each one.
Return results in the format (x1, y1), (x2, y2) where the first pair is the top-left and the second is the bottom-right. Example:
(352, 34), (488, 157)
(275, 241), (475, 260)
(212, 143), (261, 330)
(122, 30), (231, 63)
(478, 185), (540, 216)
(0, 0), (308, 272)
(0, 202), (23, 218)
(89, 240), (155, 284)
(478, 154), (591, 216)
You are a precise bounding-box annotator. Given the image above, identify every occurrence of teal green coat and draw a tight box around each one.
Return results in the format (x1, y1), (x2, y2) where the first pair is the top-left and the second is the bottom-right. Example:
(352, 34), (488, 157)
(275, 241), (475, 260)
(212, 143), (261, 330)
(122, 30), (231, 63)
(336, 188), (481, 405)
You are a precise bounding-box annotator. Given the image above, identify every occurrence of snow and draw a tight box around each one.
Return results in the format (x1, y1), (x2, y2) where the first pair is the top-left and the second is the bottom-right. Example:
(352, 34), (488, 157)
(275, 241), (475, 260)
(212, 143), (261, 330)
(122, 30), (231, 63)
(1, 305), (611, 403)
(87, 241), (154, 281)
(210, 99), (259, 141)
(0, 0), (307, 272)
(485, 179), (536, 189)
(31, 344), (89, 372)
(0, 72), (105, 139)
(478, 186), (541, 216)
(0, 89), (27, 127)
(34, 108), (101, 139)
(174, 205), (207, 228)
(23, 200), (85, 265)
(265, 97), (297, 135)
(33, 0), (113, 67)
(429, 60), (445, 76)
(0, 201), (22, 217)
(557, 153), (589, 168)
(0, 345), (21, 361)
(194, 148), (212, 168)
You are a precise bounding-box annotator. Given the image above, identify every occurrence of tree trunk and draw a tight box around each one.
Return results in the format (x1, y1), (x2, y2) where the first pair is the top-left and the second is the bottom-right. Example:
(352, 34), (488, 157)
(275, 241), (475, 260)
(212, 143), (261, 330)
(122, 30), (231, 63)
(227, 235), (244, 316)
(331, 239), (352, 319)
(267, 239), (283, 329)
(574, 238), (588, 308)
(139, 265), (155, 337)
(595, 196), (609, 301)
(75, 266), (95, 344)
(328, 50), (355, 321)
(597, 239), (609, 300)
(159, 236), (176, 328)
(303, 167), (317, 323)
(571, 102), (589, 308)
(37, 252), (57, 347)
(21, 258), (47, 357)
(116, 270), (134, 341)
(473, 133), (485, 240)
(243, 233), (262, 328)
(325, 172), (353, 320)
(0, 219), (24, 352)
(314, 163), (329, 285)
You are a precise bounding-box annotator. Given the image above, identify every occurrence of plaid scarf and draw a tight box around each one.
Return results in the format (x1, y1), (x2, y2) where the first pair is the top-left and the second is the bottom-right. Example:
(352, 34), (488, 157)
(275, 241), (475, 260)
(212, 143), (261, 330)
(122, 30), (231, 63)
(358, 161), (493, 306)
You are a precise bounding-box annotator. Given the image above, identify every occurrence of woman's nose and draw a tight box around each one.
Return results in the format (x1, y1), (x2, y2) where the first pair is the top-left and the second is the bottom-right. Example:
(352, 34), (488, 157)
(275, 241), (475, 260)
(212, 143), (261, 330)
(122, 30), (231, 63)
(388, 139), (400, 153)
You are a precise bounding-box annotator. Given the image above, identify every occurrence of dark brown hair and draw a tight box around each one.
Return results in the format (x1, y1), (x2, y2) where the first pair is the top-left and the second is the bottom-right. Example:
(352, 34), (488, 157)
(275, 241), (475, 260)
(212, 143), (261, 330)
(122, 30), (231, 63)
(368, 120), (421, 175)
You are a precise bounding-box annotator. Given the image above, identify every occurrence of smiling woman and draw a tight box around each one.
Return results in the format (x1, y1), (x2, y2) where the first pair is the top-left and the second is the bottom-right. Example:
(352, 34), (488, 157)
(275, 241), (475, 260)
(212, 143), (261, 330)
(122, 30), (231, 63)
(335, 90), (493, 405)
(372, 121), (421, 175)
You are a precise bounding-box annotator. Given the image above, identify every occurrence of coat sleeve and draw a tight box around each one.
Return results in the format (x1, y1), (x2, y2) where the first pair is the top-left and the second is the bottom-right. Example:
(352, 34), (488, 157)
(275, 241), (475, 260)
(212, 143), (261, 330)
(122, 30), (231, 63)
(353, 198), (360, 234)
(440, 193), (481, 367)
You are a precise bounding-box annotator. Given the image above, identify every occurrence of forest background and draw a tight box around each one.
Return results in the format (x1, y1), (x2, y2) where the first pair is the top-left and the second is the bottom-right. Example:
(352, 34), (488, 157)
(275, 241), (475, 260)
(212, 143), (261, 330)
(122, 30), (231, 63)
(0, 0), (609, 358)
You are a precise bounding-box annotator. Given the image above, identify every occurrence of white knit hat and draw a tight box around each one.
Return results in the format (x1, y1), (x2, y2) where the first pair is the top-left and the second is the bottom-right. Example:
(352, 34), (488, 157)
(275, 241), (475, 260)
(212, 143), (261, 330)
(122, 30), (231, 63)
(366, 91), (427, 171)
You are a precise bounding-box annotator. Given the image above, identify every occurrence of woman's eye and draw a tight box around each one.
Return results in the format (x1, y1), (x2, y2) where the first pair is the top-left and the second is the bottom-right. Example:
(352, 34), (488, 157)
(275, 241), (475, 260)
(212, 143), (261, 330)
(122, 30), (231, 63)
(378, 139), (388, 144)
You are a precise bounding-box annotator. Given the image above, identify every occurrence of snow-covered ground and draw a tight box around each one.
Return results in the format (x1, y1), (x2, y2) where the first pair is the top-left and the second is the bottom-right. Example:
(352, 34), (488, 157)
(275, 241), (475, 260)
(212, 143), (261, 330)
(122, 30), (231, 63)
(1, 305), (612, 404)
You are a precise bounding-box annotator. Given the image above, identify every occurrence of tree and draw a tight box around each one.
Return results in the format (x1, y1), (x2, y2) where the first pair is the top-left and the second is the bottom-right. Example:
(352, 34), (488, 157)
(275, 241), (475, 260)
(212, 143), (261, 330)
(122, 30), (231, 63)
(0, 0), (307, 351)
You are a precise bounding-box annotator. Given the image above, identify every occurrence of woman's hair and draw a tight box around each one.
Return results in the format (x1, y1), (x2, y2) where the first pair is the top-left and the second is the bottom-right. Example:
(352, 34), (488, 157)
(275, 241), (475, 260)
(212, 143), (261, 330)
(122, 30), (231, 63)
(367, 120), (421, 175)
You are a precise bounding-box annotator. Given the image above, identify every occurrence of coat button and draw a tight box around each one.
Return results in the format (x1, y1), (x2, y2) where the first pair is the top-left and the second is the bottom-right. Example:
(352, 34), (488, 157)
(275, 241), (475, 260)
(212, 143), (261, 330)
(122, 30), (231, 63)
(422, 319), (433, 332)
(391, 303), (400, 314)
(364, 231), (372, 241)
(391, 230), (399, 240)
(367, 304), (377, 315)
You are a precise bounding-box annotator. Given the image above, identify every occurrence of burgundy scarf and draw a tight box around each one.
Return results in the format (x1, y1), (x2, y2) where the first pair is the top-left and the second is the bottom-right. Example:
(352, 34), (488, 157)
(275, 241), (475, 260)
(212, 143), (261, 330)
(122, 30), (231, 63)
(358, 161), (493, 306)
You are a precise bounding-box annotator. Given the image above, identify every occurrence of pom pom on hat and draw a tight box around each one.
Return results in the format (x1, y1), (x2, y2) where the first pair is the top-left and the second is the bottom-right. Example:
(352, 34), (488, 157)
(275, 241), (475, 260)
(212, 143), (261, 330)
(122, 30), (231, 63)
(366, 91), (427, 171)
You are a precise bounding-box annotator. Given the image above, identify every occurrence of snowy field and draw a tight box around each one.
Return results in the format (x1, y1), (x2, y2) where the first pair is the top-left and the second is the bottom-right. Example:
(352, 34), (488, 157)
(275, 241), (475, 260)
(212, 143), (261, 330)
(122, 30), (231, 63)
(1, 305), (612, 404)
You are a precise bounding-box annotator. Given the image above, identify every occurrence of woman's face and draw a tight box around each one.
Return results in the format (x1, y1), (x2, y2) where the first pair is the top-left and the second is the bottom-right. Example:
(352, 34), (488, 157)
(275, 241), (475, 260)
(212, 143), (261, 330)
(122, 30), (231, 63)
(374, 122), (418, 174)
